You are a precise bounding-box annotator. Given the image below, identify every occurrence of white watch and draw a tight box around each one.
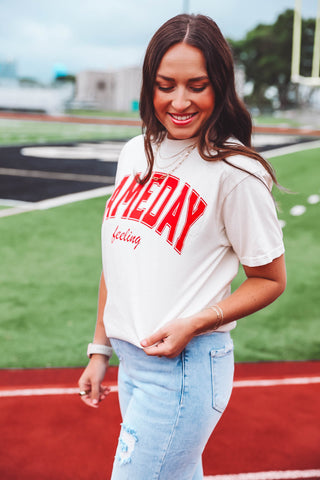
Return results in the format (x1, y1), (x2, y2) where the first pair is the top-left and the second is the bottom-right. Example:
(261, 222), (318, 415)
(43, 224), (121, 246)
(87, 343), (113, 359)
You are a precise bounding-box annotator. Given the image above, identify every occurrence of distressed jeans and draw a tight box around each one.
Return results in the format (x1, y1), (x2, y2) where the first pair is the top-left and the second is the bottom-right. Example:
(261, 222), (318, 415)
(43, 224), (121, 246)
(110, 332), (234, 480)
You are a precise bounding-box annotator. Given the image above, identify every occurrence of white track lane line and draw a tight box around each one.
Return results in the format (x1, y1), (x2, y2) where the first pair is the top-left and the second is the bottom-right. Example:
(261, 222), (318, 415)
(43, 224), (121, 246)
(1, 376), (319, 398)
(233, 376), (320, 387)
(203, 470), (320, 479)
(0, 385), (118, 397)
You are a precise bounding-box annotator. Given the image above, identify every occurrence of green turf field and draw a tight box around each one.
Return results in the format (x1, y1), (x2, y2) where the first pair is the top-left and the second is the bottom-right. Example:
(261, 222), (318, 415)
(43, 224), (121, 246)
(0, 197), (106, 367)
(0, 118), (141, 146)
(0, 140), (319, 367)
(232, 147), (320, 362)
(65, 108), (140, 118)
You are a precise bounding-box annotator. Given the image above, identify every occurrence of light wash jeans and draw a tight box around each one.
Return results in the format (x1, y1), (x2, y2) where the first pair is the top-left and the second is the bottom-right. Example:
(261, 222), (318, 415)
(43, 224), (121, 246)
(110, 332), (234, 480)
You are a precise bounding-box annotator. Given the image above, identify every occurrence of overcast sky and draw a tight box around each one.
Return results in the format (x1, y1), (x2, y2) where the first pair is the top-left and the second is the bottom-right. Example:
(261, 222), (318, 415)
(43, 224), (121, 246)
(0, 0), (317, 83)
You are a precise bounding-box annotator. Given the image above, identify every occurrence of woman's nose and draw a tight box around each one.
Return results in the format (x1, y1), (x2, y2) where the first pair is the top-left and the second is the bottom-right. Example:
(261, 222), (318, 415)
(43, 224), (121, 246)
(171, 88), (191, 111)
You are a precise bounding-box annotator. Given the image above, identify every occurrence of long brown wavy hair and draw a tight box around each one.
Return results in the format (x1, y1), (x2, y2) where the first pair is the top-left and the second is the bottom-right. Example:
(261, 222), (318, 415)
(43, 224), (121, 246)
(139, 13), (277, 185)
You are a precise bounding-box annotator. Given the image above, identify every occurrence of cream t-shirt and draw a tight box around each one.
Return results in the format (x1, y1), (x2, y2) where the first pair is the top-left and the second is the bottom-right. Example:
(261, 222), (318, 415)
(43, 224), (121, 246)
(101, 135), (284, 347)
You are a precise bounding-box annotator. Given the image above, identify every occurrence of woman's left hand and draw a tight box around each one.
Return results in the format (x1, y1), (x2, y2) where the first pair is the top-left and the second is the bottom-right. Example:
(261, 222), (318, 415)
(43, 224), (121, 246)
(140, 317), (194, 358)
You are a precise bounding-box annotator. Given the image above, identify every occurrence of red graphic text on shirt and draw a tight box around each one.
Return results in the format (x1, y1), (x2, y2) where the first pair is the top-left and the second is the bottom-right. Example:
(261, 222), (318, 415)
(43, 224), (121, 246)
(103, 173), (207, 254)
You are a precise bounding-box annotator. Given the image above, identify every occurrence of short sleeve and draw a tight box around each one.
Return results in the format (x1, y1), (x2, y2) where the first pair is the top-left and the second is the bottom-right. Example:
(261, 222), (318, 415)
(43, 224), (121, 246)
(114, 143), (129, 186)
(114, 135), (145, 186)
(222, 173), (285, 267)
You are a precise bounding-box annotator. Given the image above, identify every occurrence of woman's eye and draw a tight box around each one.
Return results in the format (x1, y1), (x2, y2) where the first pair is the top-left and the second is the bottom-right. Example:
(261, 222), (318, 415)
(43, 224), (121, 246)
(157, 85), (173, 92)
(190, 85), (207, 92)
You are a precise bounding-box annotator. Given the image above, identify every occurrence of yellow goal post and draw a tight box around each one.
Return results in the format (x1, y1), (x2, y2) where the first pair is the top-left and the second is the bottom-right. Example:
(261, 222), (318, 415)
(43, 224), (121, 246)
(291, 0), (320, 86)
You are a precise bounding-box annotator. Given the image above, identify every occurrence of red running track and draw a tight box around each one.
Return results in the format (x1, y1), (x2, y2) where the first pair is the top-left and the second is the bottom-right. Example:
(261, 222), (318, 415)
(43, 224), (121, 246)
(0, 361), (319, 480)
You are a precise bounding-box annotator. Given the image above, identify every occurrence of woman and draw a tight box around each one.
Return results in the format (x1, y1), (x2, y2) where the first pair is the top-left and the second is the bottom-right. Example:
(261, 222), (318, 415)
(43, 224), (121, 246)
(79, 14), (286, 480)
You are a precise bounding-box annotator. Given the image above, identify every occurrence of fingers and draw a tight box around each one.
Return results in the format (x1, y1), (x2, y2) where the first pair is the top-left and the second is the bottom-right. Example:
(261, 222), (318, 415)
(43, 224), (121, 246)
(142, 338), (180, 358)
(141, 333), (169, 357)
(79, 390), (94, 408)
(142, 344), (165, 357)
(90, 381), (101, 407)
(141, 320), (193, 358)
(79, 384), (111, 408)
(140, 329), (166, 349)
(78, 357), (110, 408)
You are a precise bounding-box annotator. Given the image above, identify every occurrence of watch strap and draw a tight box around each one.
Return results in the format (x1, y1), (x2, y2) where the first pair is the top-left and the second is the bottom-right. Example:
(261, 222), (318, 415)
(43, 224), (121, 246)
(87, 343), (113, 359)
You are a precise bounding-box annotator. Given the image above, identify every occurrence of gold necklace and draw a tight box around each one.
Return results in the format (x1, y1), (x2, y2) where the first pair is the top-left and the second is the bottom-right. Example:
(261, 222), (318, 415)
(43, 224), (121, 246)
(157, 141), (196, 163)
(154, 142), (196, 178)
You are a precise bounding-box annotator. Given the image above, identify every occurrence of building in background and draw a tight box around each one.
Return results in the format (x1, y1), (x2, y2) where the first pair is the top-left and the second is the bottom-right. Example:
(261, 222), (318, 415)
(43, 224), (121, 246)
(73, 66), (141, 112)
(113, 67), (141, 111)
(73, 70), (115, 110)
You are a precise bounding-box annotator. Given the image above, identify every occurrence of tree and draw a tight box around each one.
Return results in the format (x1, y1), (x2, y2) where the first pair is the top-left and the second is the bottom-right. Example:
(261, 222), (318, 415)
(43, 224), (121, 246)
(54, 74), (76, 84)
(230, 9), (316, 109)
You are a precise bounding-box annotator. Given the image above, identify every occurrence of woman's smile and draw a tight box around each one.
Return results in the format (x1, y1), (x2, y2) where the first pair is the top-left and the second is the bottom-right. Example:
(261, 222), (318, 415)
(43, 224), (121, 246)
(153, 43), (215, 139)
(168, 112), (198, 126)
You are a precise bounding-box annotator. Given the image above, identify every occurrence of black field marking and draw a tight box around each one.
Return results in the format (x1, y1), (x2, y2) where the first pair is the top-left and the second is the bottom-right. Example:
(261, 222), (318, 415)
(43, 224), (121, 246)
(0, 142), (119, 202)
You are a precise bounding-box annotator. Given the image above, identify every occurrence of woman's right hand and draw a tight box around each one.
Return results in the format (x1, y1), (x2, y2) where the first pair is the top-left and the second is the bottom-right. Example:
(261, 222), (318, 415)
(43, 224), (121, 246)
(78, 355), (111, 408)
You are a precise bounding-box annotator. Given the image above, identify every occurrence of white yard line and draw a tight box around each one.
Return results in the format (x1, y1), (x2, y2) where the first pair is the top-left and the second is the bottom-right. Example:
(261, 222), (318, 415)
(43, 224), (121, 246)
(0, 185), (114, 217)
(263, 139), (320, 159)
(203, 470), (320, 479)
(0, 167), (114, 183)
(20, 143), (125, 162)
(1, 375), (319, 398)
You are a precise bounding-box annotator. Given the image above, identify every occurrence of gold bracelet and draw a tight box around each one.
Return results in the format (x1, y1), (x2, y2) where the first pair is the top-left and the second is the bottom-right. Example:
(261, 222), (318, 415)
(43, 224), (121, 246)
(209, 304), (224, 330)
